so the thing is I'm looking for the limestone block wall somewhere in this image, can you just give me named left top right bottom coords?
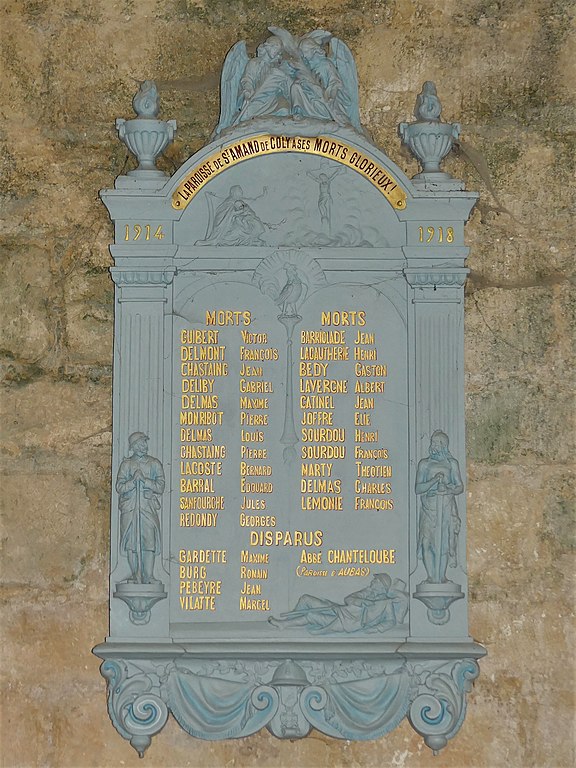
left=1, top=1, right=573, bottom=766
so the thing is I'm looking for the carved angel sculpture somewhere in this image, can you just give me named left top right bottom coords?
left=296, top=30, right=356, bottom=126
left=215, top=27, right=361, bottom=134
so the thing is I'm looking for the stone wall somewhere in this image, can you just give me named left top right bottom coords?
left=1, top=0, right=573, bottom=766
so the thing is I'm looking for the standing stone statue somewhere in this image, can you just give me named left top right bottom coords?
left=415, top=431, right=462, bottom=583
left=116, top=432, right=165, bottom=584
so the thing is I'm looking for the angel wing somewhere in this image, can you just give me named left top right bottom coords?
left=302, top=29, right=332, bottom=46
left=215, top=40, right=249, bottom=134
left=328, top=37, right=361, bottom=130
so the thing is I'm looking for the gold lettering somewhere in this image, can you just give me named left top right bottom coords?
left=178, top=549, right=227, bottom=563
left=354, top=330, right=374, bottom=344
left=179, top=512, right=219, bottom=526
left=321, top=311, right=366, bottom=326
left=240, top=551, right=269, bottom=563
left=240, top=567, right=269, bottom=579
left=172, top=137, right=406, bottom=211
left=355, top=430, right=379, bottom=442
left=239, top=597, right=270, bottom=610
left=205, top=310, right=251, bottom=326
left=180, top=329, right=219, bottom=344
left=241, top=330, right=268, bottom=344
left=327, top=549, right=395, bottom=564
left=179, top=595, right=216, bottom=610
left=354, top=498, right=395, bottom=510
left=300, top=495, right=343, bottom=510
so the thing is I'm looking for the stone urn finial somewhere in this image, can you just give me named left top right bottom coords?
left=398, top=82, right=460, bottom=181
left=116, top=80, right=176, bottom=178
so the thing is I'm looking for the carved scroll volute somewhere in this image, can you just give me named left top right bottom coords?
left=409, top=660, right=480, bottom=753
left=101, top=660, right=169, bottom=757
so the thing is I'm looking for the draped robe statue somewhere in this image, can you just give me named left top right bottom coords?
left=415, top=431, right=463, bottom=583
left=116, top=432, right=165, bottom=584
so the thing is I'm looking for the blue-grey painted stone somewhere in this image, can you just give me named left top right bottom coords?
left=94, top=30, right=485, bottom=757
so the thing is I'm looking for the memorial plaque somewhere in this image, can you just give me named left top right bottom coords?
left=94, top=29, right=485, bottom=756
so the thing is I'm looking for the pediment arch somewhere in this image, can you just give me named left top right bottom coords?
left=166, top=126, right=412, bottom=250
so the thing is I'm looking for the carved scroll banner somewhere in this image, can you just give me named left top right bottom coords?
left=94, top=28, right=485, bottom=757
left=171, top=135, right=407, bottom=211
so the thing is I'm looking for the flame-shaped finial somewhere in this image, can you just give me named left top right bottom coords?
left=414, top=81, right=442, bottom=122
left=133, top=80, right=159, bottom=118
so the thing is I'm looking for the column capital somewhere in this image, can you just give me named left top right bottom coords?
left=110, top=266, right=177, bottom=288
left=403, top=267, right=469, bottom=290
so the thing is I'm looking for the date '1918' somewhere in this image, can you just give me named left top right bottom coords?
left=418, top=226, right=454, bottom=243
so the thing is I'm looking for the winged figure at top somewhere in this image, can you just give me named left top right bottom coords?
left=215, top=27, right=362, bottom=135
